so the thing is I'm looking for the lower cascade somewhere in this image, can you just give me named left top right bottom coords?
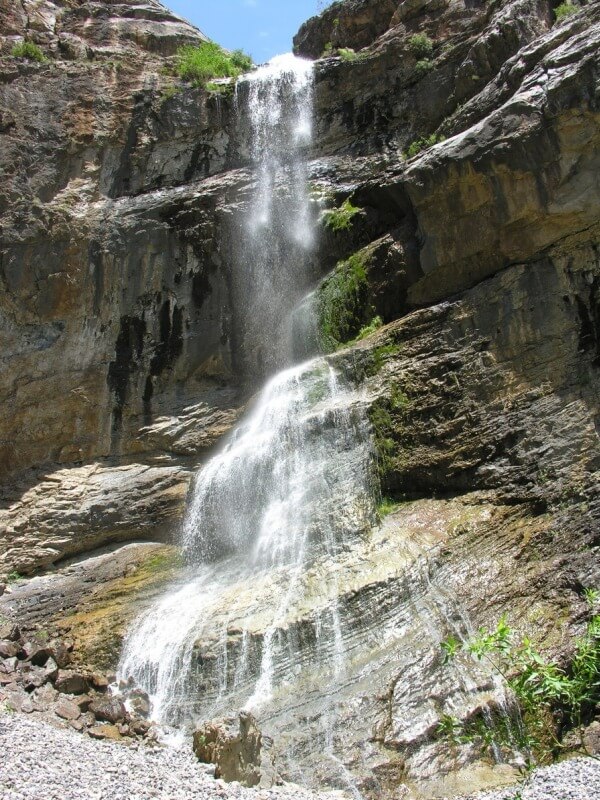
left=119, top=358, right=375, bottom=724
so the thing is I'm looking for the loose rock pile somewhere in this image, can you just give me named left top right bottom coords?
left=0, top=622, right=153, bottom=742
left=0, top=714, right=342, bottom=800
left=455, top=757, right=600, bottom=800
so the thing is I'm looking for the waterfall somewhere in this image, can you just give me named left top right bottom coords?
left=118, top=54, right=376, bottom=749
left=230, top=54, right=318, bottom=374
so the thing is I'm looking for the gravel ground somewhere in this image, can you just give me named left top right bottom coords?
left=457, top=757, right=600, bottom=800
left=0, top=714, right=344, bottom=800
left=2, top=713, right=600, bottom=800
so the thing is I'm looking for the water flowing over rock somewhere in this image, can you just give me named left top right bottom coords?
left=118, top=59, right=378, bottom=779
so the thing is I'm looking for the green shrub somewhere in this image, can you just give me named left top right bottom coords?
left=366, top=343, right=401, bottom=375
left=230, top=49, right=254, bottom=73
left=322, top=198, right=361, bottom=231
left=205, top=81, right=235, bottom=96
left=405, top=133, right=445, bottom=158
left=354, top=315, right=383, bottom=341
left=439, top=603, right=600, bottom=762
left=377, top=497, right=399, bottom=518
left=11, top=41, right=46, bottom=62
left=338, top=47, right=360, bottom=62
left=554, top=2, right=578, bottom=20
left=161, top=85, right=181, bottom=102
left=7, top=571, right=23, bottom=583
left=175, top=42, right=253, bottom=86
left=414, top=59, right=433, bottom=77
left=408, top=33, right=434, bottom=60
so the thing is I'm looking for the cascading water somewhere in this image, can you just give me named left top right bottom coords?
left=118, top=54, right=376, bottom=776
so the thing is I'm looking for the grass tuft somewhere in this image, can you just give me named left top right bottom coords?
left=175, top=42, right=253, bottom=86
left=408, top=34, right=434, bottom=60
left=554, top=2, right=578, bottom=21
left=11, top=41, right=46, bottom=62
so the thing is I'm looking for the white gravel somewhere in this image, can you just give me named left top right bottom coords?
left=3, top=712, right=600, bottom=800
left=457, top=757, right=600, bottom=800
left=0, top=714, right=344, bottom=800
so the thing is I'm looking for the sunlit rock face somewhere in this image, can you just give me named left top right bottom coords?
left=1, top=0, right=600, bottom=797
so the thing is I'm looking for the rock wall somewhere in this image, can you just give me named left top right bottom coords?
left=0, top=1, right=245, bottom=573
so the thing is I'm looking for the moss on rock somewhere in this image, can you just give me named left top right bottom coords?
left=317, top=250, right=376, bottom=351
left=56, top=545, right=183, bottom=672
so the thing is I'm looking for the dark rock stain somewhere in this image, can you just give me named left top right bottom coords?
left=107, top=315, right=146, bottom=433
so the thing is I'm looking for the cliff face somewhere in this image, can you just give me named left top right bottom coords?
left=1, top=0, right=600, bottom=795
left=0, top=1, right=241, bottom=573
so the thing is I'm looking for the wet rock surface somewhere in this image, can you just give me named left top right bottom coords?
left=0, top=541, right=183, bottom=672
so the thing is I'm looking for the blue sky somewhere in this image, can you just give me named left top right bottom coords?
left=165, top=1, right=325, bottom=63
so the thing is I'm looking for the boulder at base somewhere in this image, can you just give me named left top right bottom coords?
left=193, top=711, right=261, bottom=787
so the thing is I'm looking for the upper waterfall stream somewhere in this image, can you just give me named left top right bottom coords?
left=118, top=55, right=377, bottom=780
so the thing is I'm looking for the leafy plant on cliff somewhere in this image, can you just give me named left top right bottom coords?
left=554, top=2, right=578, bottom=21
left=322, top=198, right=361, bottom=231
left=438, top=598, right=600, bottom=763
left=414, top=59, right=433, bottom=78
left=368, top=381, right=413, bottom=493
left=175, top=42, right=253, bottom=86
left=11, top=41, right=46, bottom=62
left=366, top=343, right=402, bottom=376
left=338, top=47, right=363, bottom=62
left=405, top=133, right=445, bottom=158
left=354, top=315, right=383, bottom=341
left=408, top=33, right=434, bottom=60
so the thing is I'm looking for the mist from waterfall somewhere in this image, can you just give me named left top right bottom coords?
left=118, top=54, right=376, bottom=746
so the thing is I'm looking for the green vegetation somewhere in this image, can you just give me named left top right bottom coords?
left=161, top=85, right=182, bottom=102
left=408, top=33, right=434, bottom=60
left=377, top=496, right=408, bottom=518
left=7, top=571, right=23, bottom=583
left=367, top=343, right=401, bottom=375
left=206, top=81, right=235, bottom=96
left=414, top=59, right=433, bottom=77
left=438, top=598, right=600, bottom=763
left=368, top=381, right=413, bottom=492
left=143, top=550, right=184, bottom=574
left=338, top=47, right=361, bottom=62
left=405, top=133, right=445, bottom=158
left=377, top=497, right=397, bottom=517
left=322, top=198, right=361, bottom=231
left=369, top=402, right=397, bottom=486
left=554, top=2, right=578, bottom=21
left=11, top=41, right=46, bottom=62
left=317, top=252, right=372, bottom=351
left=175, top=42, right=253, bottom=86
left=353, top=315, right=383, bottom=342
